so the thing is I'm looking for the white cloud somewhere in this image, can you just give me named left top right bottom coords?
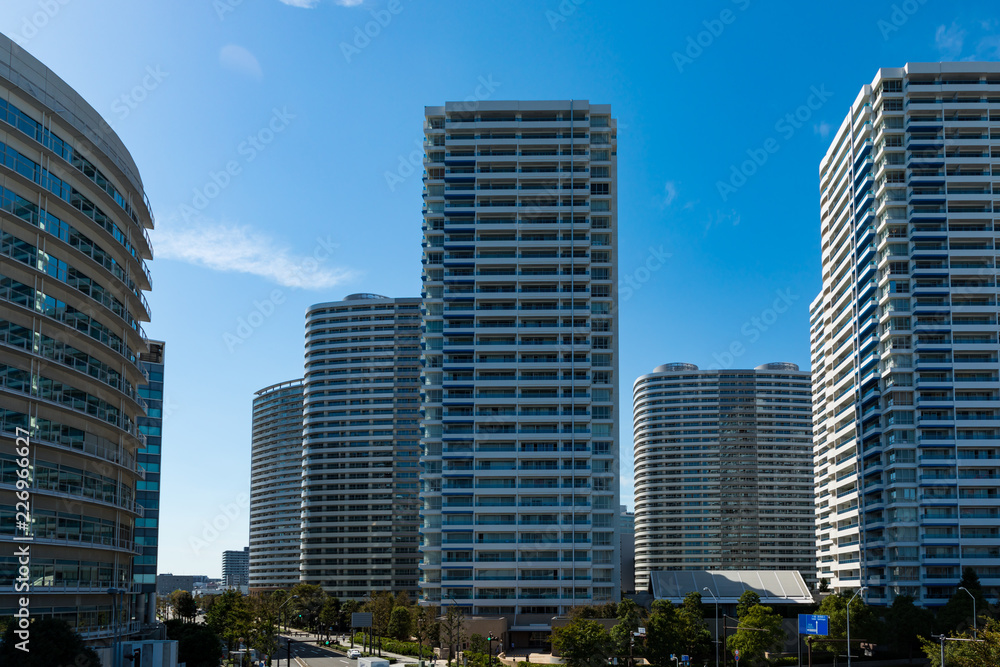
left=813, top=121, right=832, bottom=139
left=219, top=44, right=263, bottom=80
left=152, top=218, right=356, bottom=289
left=935, top=22, right=966, bottom=59
left=663, top=181, right=677, bottom=207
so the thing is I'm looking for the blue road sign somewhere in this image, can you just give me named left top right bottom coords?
left=798, top=614, right=829, bottom=636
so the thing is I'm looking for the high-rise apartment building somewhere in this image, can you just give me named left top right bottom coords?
left=300, top=294, right=422, bottom=598
left=135, top=341, right=165, bottom=624
left=419, top=101, right=620, bottom=632
left=250, top=378, right=304, bottom=592
left=633, top=363, right=815, bottom=593
left=812, top=63, right=1000, bottom=605
left=619, top=505, right=635, bottom=595
left=222, top=547, right=250, bottom=587
left=0, top=35, right=154, bottom=640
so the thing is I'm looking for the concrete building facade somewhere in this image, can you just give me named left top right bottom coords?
left=0, top=34, right=154, bottom=641
left=249, top=378, right=304, bottom=592
left=222, top=547, right=250, bottom=587
left=418, top=101, right=621, bottom=635
left=300, top=294, right=423, bottom=598
left=812, top=62, right=1000, bottom=605
left=633, top=363, right=815, bottom=593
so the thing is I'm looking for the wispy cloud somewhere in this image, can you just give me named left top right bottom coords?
left=813, top=121, right=832, bottom=139
left=935, top=22, right=966, bottom=59
left=152, top=218, right=355, bottom=289
left=663, top=181, right=678, bottom=207
left=219, top=44, right=263, bottom=80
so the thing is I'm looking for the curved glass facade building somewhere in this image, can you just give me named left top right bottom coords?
left=419, top=101, right=620, bottom=633
left=250, top=379, right=304, bottom=592
left=300, top=294, right=422, bottom=598
left=0, top=35, right=154, bottom=640
left=632, top=363, right=815, bottom=593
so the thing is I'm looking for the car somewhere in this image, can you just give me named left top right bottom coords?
left=348, top=649, right=361, bottom=659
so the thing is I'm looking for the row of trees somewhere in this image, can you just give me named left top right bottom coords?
left=553, top=594, right=783, bottom=667
left=555, top=569, right=1000, bottom=667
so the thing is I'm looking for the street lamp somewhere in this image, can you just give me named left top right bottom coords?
left=846, top=587, right=867, bottom=667
left=958, top=587, right=978, bottom=639
left=703, top=587, right=719, bottom=667
left=278, top=595, right=300, bottom=667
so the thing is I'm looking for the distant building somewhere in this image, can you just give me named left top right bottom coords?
left=156, top=574, right=208, bottom=596
left=300, top=294, right=423, bottom=599
left=222, top=547, right=250, bottom=587
left=250, top=379, right=304, bottom=592
left=620, top=506, right=635, bottom=594
left=633, top=363, right=816, bottom=592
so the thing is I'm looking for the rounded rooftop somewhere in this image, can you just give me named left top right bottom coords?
left=344, top=293, right=390, bottom=301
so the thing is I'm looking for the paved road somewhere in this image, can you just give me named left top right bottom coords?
left=269, top=636, right=354, bottom=667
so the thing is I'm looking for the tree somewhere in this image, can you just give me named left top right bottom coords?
left=735, top=590, right=761, bottom=619
left=342, top=598, right=362, bottom=631
left=206, top=589, right=252, bottom=659
left=414, top=604, right=440, bottom=661
left=170, top=589, right=192, bottom=619
left=610, top=598, right=642, bottom=663
left=678, top=592, right=712, bottom=663
left=727, top=597, right=785, bottom=667
left=812, top=591, right=882, bottom=658
left=644, top=600, right=683, bottom=667
left=165, top=619, right=223, bottom=667
left=320, top=597, right=342, bottom=635
left=552, top=618, right=614, bottom=667
left=198, top=592, right=219, bottom=616
left=921, top=618, right=1000, bottom=667
left=570, top=603, right=619, bottom=620
left=885, top=595, right=933, bottom=661
left=290, top=583, right=327, bottom=632
left=365, top=590, right=395, bottom=654
left=388, top=605, right=413, bottom=640
left=0, top=617, right=101, bottom=667
left=937, top=568, right=988, bottom=634
left=442, top=605, right=467, bottom=667
left=174, top=590, right=197, bottom=621
left=247, top=593, right=281, bottom=663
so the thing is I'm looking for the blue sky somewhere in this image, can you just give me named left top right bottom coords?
left=3, top=0, right=998, bottom=578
